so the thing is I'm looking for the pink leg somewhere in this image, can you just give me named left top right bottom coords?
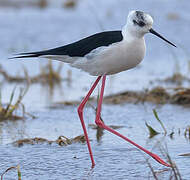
left=77, top=76, right=102, bottom=168
left=95, top=75, right=171, bottom=167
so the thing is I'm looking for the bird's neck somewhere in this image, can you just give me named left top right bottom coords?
left=122, top=25, right=144, bottom=42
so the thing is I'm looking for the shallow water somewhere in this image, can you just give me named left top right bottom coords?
left=0, top=0, right=190, bottom=179
left=0, top=104, right=190, bottom=179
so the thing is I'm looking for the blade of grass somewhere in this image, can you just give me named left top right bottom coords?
left=145, top=122, right=159, bottom=138
left=1, top=165, right=21, bottom=180
left=17, top=165, right=21, bottom=180
left=6, top=88, right=23, bottom=118
left=153, top=109, right=167, bottom=135
left=4, top=87, right=16, bottom=116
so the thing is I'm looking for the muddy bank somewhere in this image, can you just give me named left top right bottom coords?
left=53, top=87, right=190, bottom=107
left=104, top=87, right=190, bottom=105
left=12, top=135, right=86, bottom=147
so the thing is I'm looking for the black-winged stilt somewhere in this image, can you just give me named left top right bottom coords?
left=11, top=10, right=176, bottom=168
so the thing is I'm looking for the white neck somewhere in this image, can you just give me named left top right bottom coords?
left=122, top=24, right=144, bottom=41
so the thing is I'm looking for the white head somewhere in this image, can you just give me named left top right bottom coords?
left=126, top=10, right=153, bottom=37
left=123, top=10, right=176, bottom=47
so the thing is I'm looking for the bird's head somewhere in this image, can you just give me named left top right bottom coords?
left=127, top=10, right=153, bottom=35
left=125, top=10, right=176, bottom=47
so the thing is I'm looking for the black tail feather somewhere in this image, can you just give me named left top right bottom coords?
left=9, top=53, right=41, bottom=59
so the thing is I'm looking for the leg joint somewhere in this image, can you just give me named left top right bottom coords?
left=77, top=105, right=83, bottom=115
left=95, top=120, right=104, bottom=128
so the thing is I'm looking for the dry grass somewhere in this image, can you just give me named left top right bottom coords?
left=0, top=86, right=34, bottom=120
left=166, top=12, right=180, bottom=21
left=12, top=135, right=86, bottom=147
left=63, top=0, right=77, bottom=8
left=147, top=146, right=182, bottom=180
left=162, top=73, right=190, bottom=86
left=103, top=87, right=190, bottom=106
left=0, top=61, right=66, bottom=85
left=0, top=61, right=73, bottom=96
left=51, top=86, right=190, bottom=109
left=0, top=0, right=48, bottom=8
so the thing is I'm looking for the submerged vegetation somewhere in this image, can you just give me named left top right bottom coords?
left=146, top=145, right=182, bottom=180
left=1, top=165, right=21, bottom=180
left=145, top=109, right=190, bottom=142
left=12, top=135, right=86, bottom=147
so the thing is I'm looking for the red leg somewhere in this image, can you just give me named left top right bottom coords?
left=95, top=75, right=171, bottom=167
left=77, top=76, right=101, bottom=168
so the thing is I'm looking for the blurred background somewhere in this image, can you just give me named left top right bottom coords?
left=1, top=0, right=189, bottom=107
left=0, top=0, right=189, bottom=179
left=0, top=0, right=189, bottom=104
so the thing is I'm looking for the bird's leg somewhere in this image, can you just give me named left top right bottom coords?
left=77, top=76, right=102, bottom=168
left=95, top=75, right=171, bottom=167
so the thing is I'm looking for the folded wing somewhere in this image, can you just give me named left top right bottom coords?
left=11, top=31, right=122, bottom=59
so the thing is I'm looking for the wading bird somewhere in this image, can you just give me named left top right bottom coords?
left=12, top=10, right=176, bottom=168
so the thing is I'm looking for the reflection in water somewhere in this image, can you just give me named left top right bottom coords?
left=88, top=102, right=125, bottom=142
left=87, top=103, right=104, bottom=142
left=88, top=123, right=104, bottom=143
left=0, top=119, right=28, bottom=145
left=146, top=144, right=182, bottom=180
left=42, top=82, right=63, bottom=104
left=184, top=126, right=190, bottom=141
left=41, top=63, right=73, bottom=103
left=96, top=125, right=104, bottom=143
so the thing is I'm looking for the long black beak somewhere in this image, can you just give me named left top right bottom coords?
left=149, top=28, right=176, bottom=48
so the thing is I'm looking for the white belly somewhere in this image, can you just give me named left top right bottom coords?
left=95, top=39, right=146, bottom=75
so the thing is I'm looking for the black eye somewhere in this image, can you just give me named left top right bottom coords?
left=133, top=20, right=146, bottom=27
left=133, top=20, right=138, bottom=25
left=138, top=21, right=145, bottom=27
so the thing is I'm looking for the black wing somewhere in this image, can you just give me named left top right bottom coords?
left=12, top=31, right=122, bottom=58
